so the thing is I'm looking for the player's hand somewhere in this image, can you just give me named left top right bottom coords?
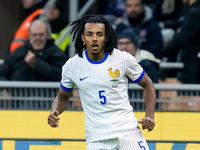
left=138, top=117, right=155, bottom=131
left=48, top=110, right=60, bottom=128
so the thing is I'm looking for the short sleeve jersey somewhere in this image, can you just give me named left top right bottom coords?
left=61, top=48, right=145, bottom=143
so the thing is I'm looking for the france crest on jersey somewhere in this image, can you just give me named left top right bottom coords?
left=60, top=48, right=145, bottom=143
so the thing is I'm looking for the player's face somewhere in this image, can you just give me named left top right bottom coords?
left=126, top=0, right=144, bottom=18
left=117, top=38, right=137, bottom=56
left=81, top=23, right=107, bottom=59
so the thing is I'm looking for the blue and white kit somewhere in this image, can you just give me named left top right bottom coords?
left=60, top=48, right=146, bottom=144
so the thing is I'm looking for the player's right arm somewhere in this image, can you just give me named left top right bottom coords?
left=48, top=87, right=72, bottom=127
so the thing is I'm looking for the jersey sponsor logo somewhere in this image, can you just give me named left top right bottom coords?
left=80, top=76, right=89, bottom=81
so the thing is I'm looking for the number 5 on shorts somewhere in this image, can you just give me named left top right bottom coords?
left=138, top=141, right=146, bottom=150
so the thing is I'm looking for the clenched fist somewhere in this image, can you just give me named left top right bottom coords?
left=48, top=110, right=60, bottom=128
left=138, top=117, right=155, bottom=131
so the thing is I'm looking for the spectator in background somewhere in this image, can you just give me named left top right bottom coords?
left=156, top=0, right=200, bottom=83
left=45, top=0, right=67, bottom=34
left=11, top=0, right=69, bottom=57
left=44, top=0, right=70, bottom=56
left=117, top=28, right=160, bottom=83
left=21, top=0, right=48, bottom=20
left=101, top=0, right=126, bottom=17
left=21, top=0, right=35, bottom=9
left=113, top=0, right=163, bottom=56
left=10, top=0, right=48, bottom=53
left=155, top=0, right=183, bottom=31
left=0, top=19, right=67, bottom=81
left=154, top=0, right=184, bottom=46
left=144, top=0, right=157, bottom=10
left=101, top=0, right=126, bottom=26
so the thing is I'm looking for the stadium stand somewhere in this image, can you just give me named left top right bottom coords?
left=1, top=81, right=200, bottom=111
left=1, top=1, right=200, bottom=150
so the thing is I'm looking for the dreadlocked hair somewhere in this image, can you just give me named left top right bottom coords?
left=70, top=14, right=117, bottom=57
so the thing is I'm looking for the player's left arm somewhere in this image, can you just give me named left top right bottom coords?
left=137, top=73, right=156, bottom=131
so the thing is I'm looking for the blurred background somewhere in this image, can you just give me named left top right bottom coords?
left=0, top=0, right=200, bottom=150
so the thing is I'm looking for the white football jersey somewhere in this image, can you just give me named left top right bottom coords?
left=61, top=48, right=145, bottom=143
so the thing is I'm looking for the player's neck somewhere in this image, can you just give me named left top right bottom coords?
left=87, top=49, right=106, bottom=62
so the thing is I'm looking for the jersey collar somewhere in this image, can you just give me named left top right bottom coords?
left=85, top=50, right=108, bottom=64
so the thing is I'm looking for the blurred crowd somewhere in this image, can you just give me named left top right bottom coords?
left=0, top=0, right=200, bottom=84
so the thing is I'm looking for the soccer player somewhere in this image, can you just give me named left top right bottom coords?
left=48, top=14, right=156, bottom=150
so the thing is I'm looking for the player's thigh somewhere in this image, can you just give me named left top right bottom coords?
left=87, top=138, right=119, bottom=150
left=118, top=130, right=149, bottom=150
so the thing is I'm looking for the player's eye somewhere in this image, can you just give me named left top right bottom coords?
left=87, top=33, right=92, bottom=37
left=97, top=33, right=103, bottom=37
